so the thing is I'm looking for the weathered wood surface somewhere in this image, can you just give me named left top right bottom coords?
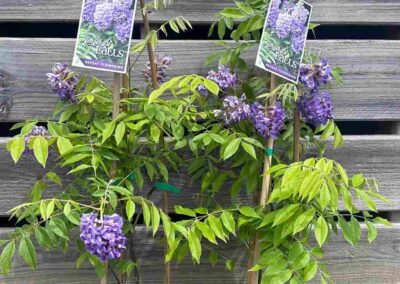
left=0, top=0, right=399, bottom=25
left=1, top=224, right=400, bottom=283
left=0, top=135, right=399, bottom=217
left=1, top=39, right=399, bottom=121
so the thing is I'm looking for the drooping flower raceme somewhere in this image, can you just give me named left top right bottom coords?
left=115, top=17, right=133, bottom=42
left=142, top=54, right=173, bottom=85
left=299, top=59, right=333, bottom=92
left=82, top=0, right=98, bottom=23
left=275, top=12, right=293, bottom=40
left=80, top=213, right=127, bottom=263
left=213, top=95, right=251, bottom=125
left=93, top=1, right=114, bottom=31
left=250, top=101, right=285, bottom=139
left=46, top=63, right=79, bottom=103
left=298, top=92, right=333, bottom=127
left=267, top=0, right=281, bottom=28
left=198, top=66, right=237, bottom=96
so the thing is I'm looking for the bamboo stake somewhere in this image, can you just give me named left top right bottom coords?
left=293, top=106, right=301, bottom=163
left=101, top=73, right=122, bottom=284
left=246, top=74, right=279, bottom=284
left=138, top=1, right=171, bottom=283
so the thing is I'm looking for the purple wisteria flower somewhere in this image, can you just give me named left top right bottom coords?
left=46, top=63, right=79, bottom=103
left=290, top=2, right=310, bottom=36
left=142, top=54, right=173, bottom=85
left=198, top=66, right=237, bottom=96
left=275, top=12, right=293, bottom=40
left=82, top=0, right=98, bottom=23
left=115, top=17, right=133, bottom=43
left=112, top=0, right=133, bottom=24
left=250, top=101, right=285, bottom=139
left=299, top=59, right=333, bottom=92
left=93, top=1, right=114, bottom=31
left=24, top=126, right=50, bottom=155
left=291, top=30, right=306, bottom=54
left=213, top=95, right=251, bottom=125
left=298, top=92, right=333, bottom=127
left=267, top=0, right=281, bottom=29
left=80, top=213, right=127, bottom=263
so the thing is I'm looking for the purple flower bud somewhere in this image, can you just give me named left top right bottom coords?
left=213, top=95, right=251, bottom=125
left=250, top=101, right=285, bottom=139
left=298, top=92, right=333, bottom=127
left=142, top=54, right=173, bottom=85
left=80, top=213, right=127, bottom=263
left=46, top=63, right=79, bottom=103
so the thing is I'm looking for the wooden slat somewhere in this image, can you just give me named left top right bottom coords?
left=0, top=135, right=399, bottom=217
left=0, top=0, right=399, bottom=25
left=0, top=39, right=399, bottom=121
left=1, top=224, right=400, bottom=283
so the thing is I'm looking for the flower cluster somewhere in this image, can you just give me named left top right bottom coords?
left=214, top=95, right=285, bottom=139
left=24, top=126, right=50, bottom=155
left=269, top=0, right=309, bottom=54
left=298, top=59, right=334, bottom=127
left=46, top=63, right=79, bottom=103
left=80, top=213, right=127, bottom=263
left=198, top=66, right=237, bottom=96
left=250, top=101, right=285, bottom=139
left=299, top=58, right=332, bottom=92
left=142, top=54, right=173, bottom=85
left=213, top=95, right=251, bottom=125
left=82, top=0, right=133, bottom=43
left=298, top=92, right=333, bottom=127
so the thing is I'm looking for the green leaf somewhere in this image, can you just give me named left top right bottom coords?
left=273, top=204, right=300, bottom=227
left=151, top=206, right=160, bottom=236
left=126, top=200, right=136, bottom=221
left=207, top=215, right=226, bottom=242
left=225, top=259, right=234, bottom=271
left=204, top=79, right=219, bottom=95
left=293, top=209, right=315, bottom=234
left=302, top=261, right=318, bottom=281
left=314, top=216, right=329, bottom=247
left=239, top=206, right=259, bottom=219
left=0, top=241, right=15, bottom=275
left=18, top=237, right=36, bottom=270
left=220, top=8, right=246, bottom=18
left=366, top=220, right=377, bottom=243
left=57, top=137, right=73, bottom=155
left=223, top=138, right=241, bottom=160
left=349, top=217, right=361, bottom=245
left=196, top=222, right=217, bottom=244
left=33, top=136, right=48, bottom=168
left=150, top=124, right=161, bottom=143
left=188, top=229, right=201, bottom=264
left=221, top=211, right=236, bottom=235
left=175, top=205, right=196, bottom=217
left=49, top=219, right=69, bottom=239
left=141, top=200, right=151, bottom=227
left=10, top=137, right=25, bottom=164
left=46, top=172, right=62, bottom=185
left=264, top=261, right=288, bottom=276
left=102, top=121, right=116, bottom=143
left=292, top=251, right=310, bottom=270
left=208, top=251, right=218, bottom=266
left=115, top=121, right=126, bottom=145
left=241, top=142, right=257, bottom=160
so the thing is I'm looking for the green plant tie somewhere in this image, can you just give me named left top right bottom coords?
left=155, top=182, right=182, bottom=194
left=265, top=147, right=273, bottom=157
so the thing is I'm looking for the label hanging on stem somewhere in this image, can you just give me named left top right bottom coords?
left=155, top=182, right=182, bottom=194
left=265, top=148, right=274, bottom=157
left=73, top=0, right=138, bottom=74
left=255, top=0, right=313, bottom=83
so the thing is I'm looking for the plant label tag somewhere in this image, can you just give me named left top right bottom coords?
left=256, top=0, right=313, bottom=83
left=73, top=0, right=138, bottom=74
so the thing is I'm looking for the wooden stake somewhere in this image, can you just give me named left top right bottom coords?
left=138, top=1, right=171, bottom=283
left=101, top=73, right=122, bottom=284
left=246, top=74, right=279, bottom=284
left=293, top=106, right=301, bottom=163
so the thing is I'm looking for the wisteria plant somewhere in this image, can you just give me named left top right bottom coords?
left=0, top=0, right=392, bottom=284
